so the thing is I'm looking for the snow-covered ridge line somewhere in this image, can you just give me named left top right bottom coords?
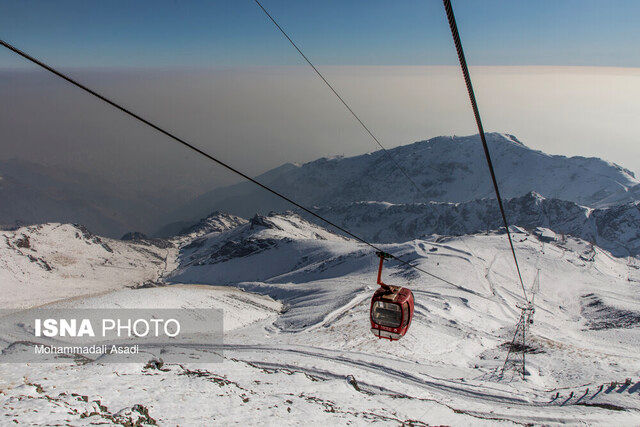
left=170, top=211, right=248, bottom=245
left=169, top=212, right=356, bottom=285
left=304, top=192, right=640, bottom=257
left=166, top=132, right=640, bottom=224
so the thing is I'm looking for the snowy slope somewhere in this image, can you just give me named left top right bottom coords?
left=167, top=212, right=640, bottom=402
left=1, top=215, right=640, bottom=424
left=171, top=212, right=352, bottom=284
left=166, top=211, right=640, bottom=340
left=166, top=133, right=640, bottom=224
left=0, top=223, right=176, bottom=309
left=37, top=284, right=282, bottom=334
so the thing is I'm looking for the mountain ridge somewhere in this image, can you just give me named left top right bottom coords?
left=303, top=191, right=640, bottom=257
left=163, top=133, right=639, bottom=227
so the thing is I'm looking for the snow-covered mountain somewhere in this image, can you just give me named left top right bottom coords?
left=173, top=211, right=247, bottom=242
left=4, top=132, right=640, bottom=423
left=167, top=210, right=640, bottom=334
left=170, top=212, right=357, bottom=289
left=162, top=211, right=640, bottom=422
left=0, top=222, right=176, bottom=309
left=307, top=192, right=640, bottom=257
left=165, top=133, right=639, bottom=224
left=2, top=213, right=640, bottom=424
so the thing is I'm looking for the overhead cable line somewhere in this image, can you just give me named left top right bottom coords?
left=253, top=0, right=429, bottom=200
left=0, top=38, right=458, bottom=289
left=442, top=0, right=528, bottom=302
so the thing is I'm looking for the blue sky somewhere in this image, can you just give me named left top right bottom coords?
left=1, top=0, right=639, bottom=68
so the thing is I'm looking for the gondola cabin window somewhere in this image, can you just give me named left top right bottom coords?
left=402, top=302, right=409, bottom=327
left=372, top=301, right=402, bottom=328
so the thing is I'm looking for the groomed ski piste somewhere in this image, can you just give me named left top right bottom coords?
left=1, top=212, right=640, bottom=425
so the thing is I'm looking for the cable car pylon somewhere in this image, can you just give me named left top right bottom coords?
left=498, top=269, right=539, bottom=381
left=498, top=305, right=533, bottom=380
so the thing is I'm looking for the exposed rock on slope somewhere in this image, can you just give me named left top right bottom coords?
left=307, top=192, right=640, bottom=256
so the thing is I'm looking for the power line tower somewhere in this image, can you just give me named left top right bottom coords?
left=499, top=270, right=539, bottom=381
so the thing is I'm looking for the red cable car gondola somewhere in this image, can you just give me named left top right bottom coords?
left=370, top=252, right=414, bottom=340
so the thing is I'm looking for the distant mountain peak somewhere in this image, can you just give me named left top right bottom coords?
left=415, top=132, right=527, bottom=148
left=500, top=133, right=526, bottom=146
left=166, top=132, right=640, bottom=224
left=250, top=214, right=282, bottom=231
left=524, top=190, right=546, bottom=201
left=178, top=211, right=247, bottom=239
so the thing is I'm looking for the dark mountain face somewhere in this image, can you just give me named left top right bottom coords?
left=0, top=159, right=169, bottom=237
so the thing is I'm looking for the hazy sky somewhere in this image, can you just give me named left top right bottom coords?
left=1, top=1, right=640, bottom=204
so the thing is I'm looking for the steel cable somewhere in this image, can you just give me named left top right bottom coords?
left=442, top=0, right=528, bottom=302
